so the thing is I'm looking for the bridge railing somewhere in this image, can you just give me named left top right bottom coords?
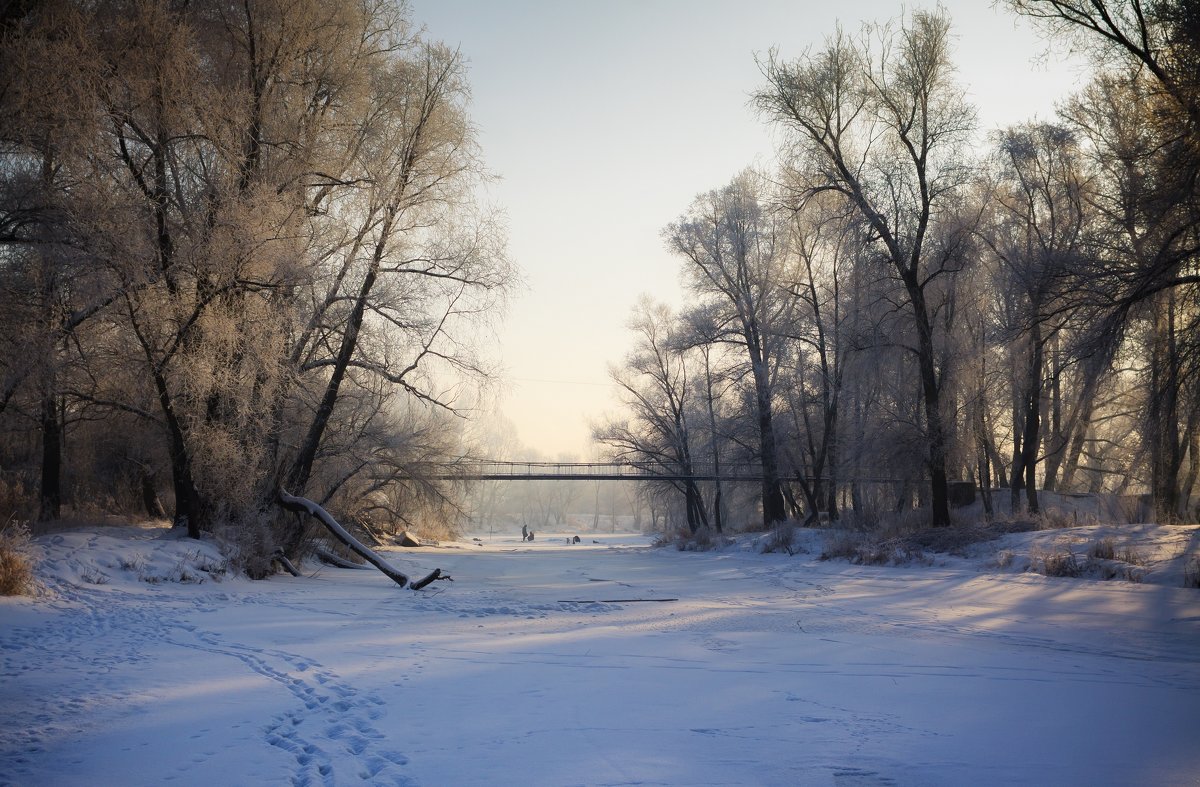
left=416, top=461, right=768, bottom=482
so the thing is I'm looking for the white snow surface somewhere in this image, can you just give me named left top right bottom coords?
left=2, top=523, right=1199, bottom=786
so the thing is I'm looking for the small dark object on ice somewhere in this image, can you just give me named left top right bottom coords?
left=573, top=535, right=581, bottom=544
left=473, top=538, right=483, bottom=542
left=526, top=531, right=535, bottom=541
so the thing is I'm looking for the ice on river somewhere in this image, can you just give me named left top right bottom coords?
left=2, top=523, right=1199, bottom=786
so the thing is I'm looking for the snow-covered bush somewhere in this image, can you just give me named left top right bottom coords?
left=220, top=512, right=283, bottom=580
left=819, top=531, right=926, bottom=566
left=654, top=527, right=724, bottom=552
left=761, top=522, right=796, bottom=554
left=1034, top=548, right=1083, bottom=577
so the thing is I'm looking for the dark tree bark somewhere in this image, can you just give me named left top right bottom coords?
left=38, top=388, right=61, bottom=521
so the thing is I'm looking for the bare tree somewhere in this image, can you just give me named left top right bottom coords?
left=285, top=41, right=495, bottom=492
left=979, top=123, right=1094, bottom=513
left=756, top=10, right=977, bottom=526
left=1059, top=70, right=1199, bottom=519
left=595, top=299, right=709, bottom=534
left=1008, top=0, right=1200, bottom=127
left=777, top=195, right=859, bottom=523
left=666, top=171, right=789, bottom=526
left=677, top=304, right=738, bottom=533
left=0, top=0, right=109, bottom=520
left=1012, top=1, right=1200, bottom=519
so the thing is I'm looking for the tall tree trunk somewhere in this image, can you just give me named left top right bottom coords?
left=747, top=339, right=785, bottom=526
left=1181, top=427, right=1199, bottom=515
left=825, top=418, right=840, bottom=522
left=38, top=388, right=61, bottom=521
left=976, top=397, right=994, bottom=518
left=1021, top=325, right=1044, bottom=515
left=978, top=458, right=994, bottom=517
left=1042, top=338, right=1065, bottom=491
left=1010, top=355, right=1026, bottom=514
left=1059, top=365, right=1103, bottom=491
left=287, top=239, right=384, bottom=497
left=141, top=468, right=166, bottom=519
left=1149, top=291, right=1182, bottom=522
left=702, top=351, right=724, bottom=533
left=910, top=283, right=951, bottom=527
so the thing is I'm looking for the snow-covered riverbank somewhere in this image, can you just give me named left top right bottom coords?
left=3, top=525, right=1199, bottom=786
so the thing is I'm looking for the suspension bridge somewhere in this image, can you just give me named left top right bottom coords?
left=417, top=461, right=768, bottom=482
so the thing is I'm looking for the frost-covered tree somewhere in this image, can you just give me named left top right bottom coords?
left=979, top=123, right=1096, bottom=514
left=595, top=299, right=710, bottom=534
left=0, top=0, right=510, bottom=570
left=756, top=9, right=978, bottom=527
left=665, top=171, right=789, bottom=526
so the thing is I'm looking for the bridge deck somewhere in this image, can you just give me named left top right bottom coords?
left=418, top=462, right=765, bottom=482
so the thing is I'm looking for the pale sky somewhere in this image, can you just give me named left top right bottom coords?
left=408, top=0, right=1087, bottom=459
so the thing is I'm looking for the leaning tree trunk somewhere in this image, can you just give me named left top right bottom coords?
left=277, top=491, right=448, bottom=590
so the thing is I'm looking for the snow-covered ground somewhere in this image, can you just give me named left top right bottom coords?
left=2, top=523, right=1199, bottom=786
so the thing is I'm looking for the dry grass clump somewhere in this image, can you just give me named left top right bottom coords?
left=1030, top=539, right=1150, bottom=583
left=1032, top=547, right=1084, bottom=578
left=654, top=527, right=723, bottom=552
left=761, top=523, right=797, bottom=555
left=819, top=531, right=926, bottom=566
left=1087, top=538, right=1116, bottom=560
left=1113, top=495, right=1151, bottom=524
left=222, top=514, right=283, bottom=580
left=0, top=521, right=35, bottom=596
left=141, top=549, right=229, bottom=585
left=904, top=525, right=1002, bottom=556
left=1083, top=538, right=1146, bottom=567
left=1117, top=547, right=1147, bottom=566
left=400, top=515, right=460, bottom=545
left=822, top=510, right=1047, bottom=564
left=0, top=478, right=36, bottom=526
left=1034, top=507, right=1089, bottom=529
left=820, top=531, right=863, bottom=562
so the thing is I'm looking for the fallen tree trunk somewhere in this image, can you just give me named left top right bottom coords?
left=315, top=544, right=369, bottom=570
left=410, top=568, right=449, bottom=591
left=271, top=549, right=302, bottom=577
left=277, top=490, right=448, bottom=590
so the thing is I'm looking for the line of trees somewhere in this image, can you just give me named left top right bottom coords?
left=597, top=1, right=1199, bottom=531
left=0, top=0, right=511, bottom=572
